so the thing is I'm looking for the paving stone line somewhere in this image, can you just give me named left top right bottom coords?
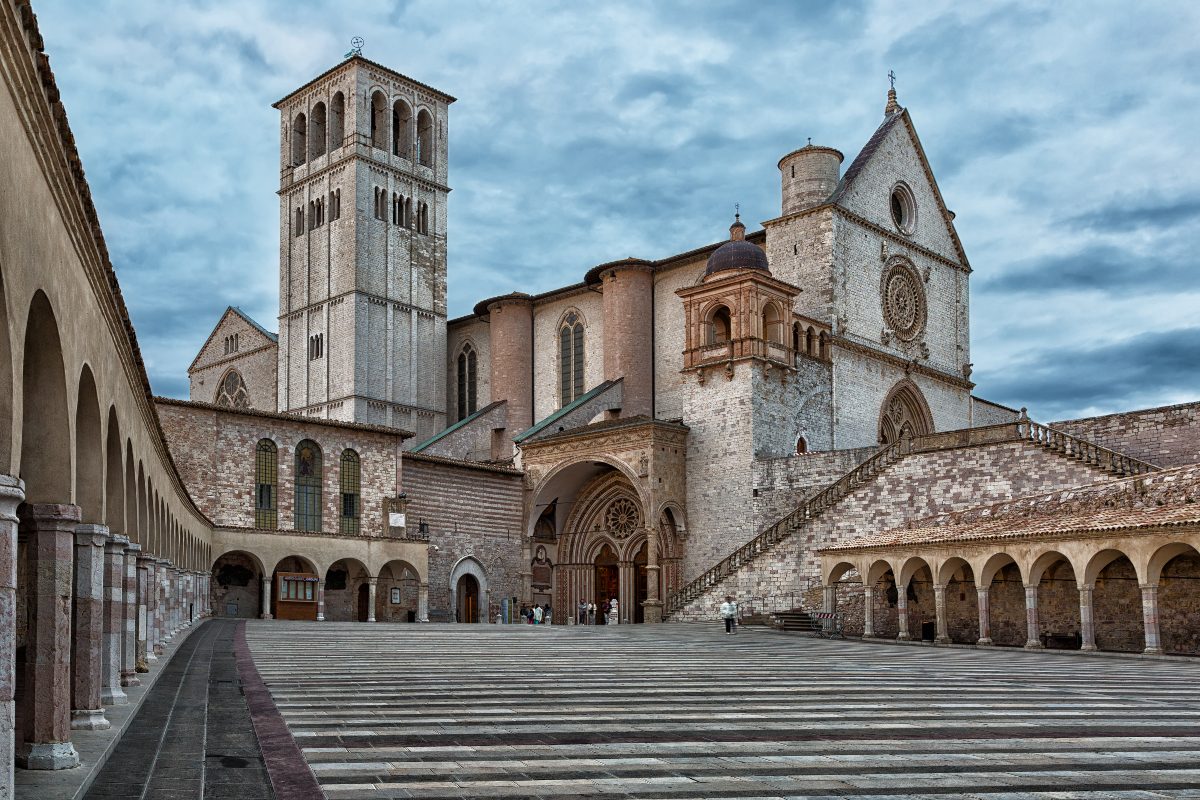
left=244, top=623, right=1200, bottom=799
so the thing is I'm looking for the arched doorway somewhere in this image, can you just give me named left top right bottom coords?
left=211, top=551, right=263, bottom=618
left=323, top=558, right=369, bottom=622
left=356, top=584, right=369, bottom=622
left=377, top=560, right=420, bottom=623
left=457, top=574, right=479, bottom=623
left=271, top=555, right=319, bottom=621
left=594, top=543, right=618, bottom=622
left=449, top=556, right=487, bottom=623
left=878, top=380, right=933, bottom=445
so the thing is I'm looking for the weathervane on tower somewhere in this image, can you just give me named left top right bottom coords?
left=345, top=36, right=364, bottom=58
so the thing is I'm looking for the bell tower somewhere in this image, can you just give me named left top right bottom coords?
left=273, top=54, right=454, bottom=441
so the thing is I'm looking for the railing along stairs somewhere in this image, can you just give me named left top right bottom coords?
left=665, top=417, right=1160, bottom=618
left=665, top=439, right=905, bottom=615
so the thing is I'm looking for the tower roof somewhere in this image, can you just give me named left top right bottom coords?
left=272, top=54, right=456, bottom=109
left=705, top=214, right=769, bottom=276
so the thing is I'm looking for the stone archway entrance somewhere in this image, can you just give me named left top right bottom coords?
left=449, top=556, right=487, bottom=623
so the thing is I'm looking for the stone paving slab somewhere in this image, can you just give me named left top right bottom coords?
left=13, top=621, right=203, bottom=800
left=246, top=621, right=1200, bottom=799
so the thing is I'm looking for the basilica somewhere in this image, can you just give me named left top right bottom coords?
left=0, top=2, right=1198, bottom=790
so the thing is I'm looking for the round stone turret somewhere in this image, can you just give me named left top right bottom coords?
left=778, top=142, right=843, bottom=215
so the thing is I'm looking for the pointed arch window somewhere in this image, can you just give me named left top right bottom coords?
left=254, top=439, right=278, bottom=528
left=558, top=312, right=585, bottom=407
left=215, top=369, right=249, bottom=408
left=340, top=449, right=360, bottom=534
left=457, top=343, right=478, bottom=420
left=294, top=440, right=323, bottom=532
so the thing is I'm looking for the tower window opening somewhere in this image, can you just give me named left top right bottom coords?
left=416, top=108, right=433, bottom=167
left=308, top=333, right=324, bottom=360
left=329, top=91, right=345, bottom=150
left=709, top=305, right=731, bottom=345
left=294, top=207, right=304, bottom=237
left=310, top=102, right=327, bottom=159
left=370, top=91, right=387, bottom=150
left=392, top=99, right=412, bottom=158
left=291, top=112, right=307, bottom=166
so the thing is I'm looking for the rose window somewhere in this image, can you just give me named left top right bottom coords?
left=881, top=262, right=926, bottom=342
left=605, top=498, right=640, bottom=539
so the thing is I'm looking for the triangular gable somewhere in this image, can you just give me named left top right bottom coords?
left=188, top=306, right=278, bottom=373
left=829, top=108, right=970, bottom=270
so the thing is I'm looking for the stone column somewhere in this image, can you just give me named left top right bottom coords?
left=367, top=577, right=378, bottom=623
left=933, top=583, right=950, bottom=644
left=151, top=560, right=165, bottom=655
left=70, top=524, right=110, bottom=730
left=896, top=587, right=910, bottom=640
left=260, top=577, right=273, bottom=619
left=101, top=534, right=129, bottom=706
left=618, top=562, right=635, bottom=624
left=316, top=579, right=326, bottom=621
left=121, top=544, right=141, bottom=687
left=16, top=503, right=81, bottom=769
left=136, top=554, right=154, bottom=668
left=1079, top=585, right=1097, bottom=651
left=862, top=585, right=875, bottom=638
left=642, top=531, right=662, bottom=624
left=418, top=583, right=429, bottom=622
left=976, top=586, right=992, bottom=645
left=1141, top=584, right=1162, bottom=655
left=159, top=562, right=173, bottom=643
left=1023, top=585, right=1043, bottom=649
left=0, top=476, right=24, bottom=800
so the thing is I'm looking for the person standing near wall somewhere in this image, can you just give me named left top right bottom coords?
left=720, top=595, right=738, bottom=634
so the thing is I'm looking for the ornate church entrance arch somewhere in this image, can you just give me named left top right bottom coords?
left=449, top=556, right=487, bottom=623
left=879, top=379, right=934, bottom=444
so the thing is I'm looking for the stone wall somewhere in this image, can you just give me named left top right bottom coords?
left=751, top=446, right=876, bottom=530
left=157, top=399, right=405, bottom=533
left=400, top=453, right=525, bottom=622
left=672, top=437, right=1115, bottom=621
left=188, top=309, right=279, bottom=412
left=972, top=396, right=1019, bottom=427
left=446, top=315, right=493, bottom=423
left=1052, top=401, right=1200, bottom=468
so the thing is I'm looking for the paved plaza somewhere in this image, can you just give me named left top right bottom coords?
left=243, top=621, right=1200, bottom=799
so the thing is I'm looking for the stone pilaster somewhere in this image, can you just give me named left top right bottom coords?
left=367, top=577, right=378, bottom=622
left=136, top=554, right=154, bottom=668
left=862, top=586, right=874, bottom=638
left=1023, top=585, right=1043, bottom=649
left=316, top=579, right=326, bottom=621
left=896, top=589, right=910, bottom=640
left=642, top=531, right=662, bottom=624
left=101, top=534, right=129, bottom=705
left=16, top=502, right=81, bottom=770
left=0, top=475, right=24, bottom=800
left=1141, top=584, right=1162, bottom=655
left=418, top=583, right=429, bottom=622
left=932, top=584, right=950, bottom=644
left=70, top=524, right=110, bottom=730
left=120, top=544, right=142, bottom=687
left=153, top=560, right=169, bottom=654
left=260, top=577, right=273, bottom=619
left=976, top=586, right=992, bottom=646
left=1079, top=586, right=1097, bottom=651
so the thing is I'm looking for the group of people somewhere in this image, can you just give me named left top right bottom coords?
left=577, top=597, right=620, bottom=625
left=520, top=603, right=552, bottom=624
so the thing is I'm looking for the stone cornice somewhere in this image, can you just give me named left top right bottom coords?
left=187, top=343, right=277, bottom=378
left=0, top=3, right=210, bottom=527
left=279, top=290, right=447, bottom=321
left=280, top=146, right=451, bottom=196
left=836, top=207, right=970, bottom=274
left=832, top=335, right=974, bottom=390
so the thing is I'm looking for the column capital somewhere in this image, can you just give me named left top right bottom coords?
left=105, top=533, right=131, bottom=553
left=18, top=502, right=81, bottom=528
left=1139, top=582, right=1160, bottom=591
left=135, top=552, right=156, bottom=566
left=0, top=474, right=25, bottom=522
left=74, top=523, right=109, bottom=547
left=367, top=576, right=379, bottom=586
left=124, top=542, right=143, bottom=556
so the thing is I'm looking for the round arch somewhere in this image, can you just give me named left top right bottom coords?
left=20, top=290, right=71, bottom=502
left=74, top=364, right=103, bottom=522
left=211, top=549, right=265, bottom=619
left=1146, top=542, right=1200, bottom=585
left=377, top=559, right=421, bottom=623
left=449, top=556, right=487, bottom=624
left=323, top=557, right=371, bottom=622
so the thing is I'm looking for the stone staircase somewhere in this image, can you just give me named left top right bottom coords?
left=770, top=608, right=819, bottom=632
left=666, top=419, right=1159, bottom=620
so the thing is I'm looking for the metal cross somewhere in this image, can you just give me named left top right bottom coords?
left=734, top=202, right=740, bottom=220
left=888, top=69, right=896, bottom=90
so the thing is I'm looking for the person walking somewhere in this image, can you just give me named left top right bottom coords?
left=533, top=604, right=544, bottom=625
left=588, top=602, right=596, bottom=625
left=720, top=595, right=738, bottom=634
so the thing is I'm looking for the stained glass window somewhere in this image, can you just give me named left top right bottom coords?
left=294, top=440, right=322, bottom=531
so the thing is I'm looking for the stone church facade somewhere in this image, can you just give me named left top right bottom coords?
left=1, top=2, right=1199, bottom=789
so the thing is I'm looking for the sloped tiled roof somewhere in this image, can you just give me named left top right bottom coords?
left=825, top=463, right=1200, bottom=552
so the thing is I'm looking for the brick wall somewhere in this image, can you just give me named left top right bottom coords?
left=672, top=437, right=1116, bottom=620
left=156, top=399, right=404, bottom=534
left=400, top=453, right=525, bottom=621
left=751, top=446, right=876, bottom=526
left=1052, top=401, right=1200, bottom=468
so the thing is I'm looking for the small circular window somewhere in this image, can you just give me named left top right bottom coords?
left=890, top=182, right=916, bottom=234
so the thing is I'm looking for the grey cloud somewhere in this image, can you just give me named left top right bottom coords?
left=1064, top=196, right=1200, bottom=234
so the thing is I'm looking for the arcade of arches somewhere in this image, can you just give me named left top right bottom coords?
left=820, top=530, right=1200, bottom=655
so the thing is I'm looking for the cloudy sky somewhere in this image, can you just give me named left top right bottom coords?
left=34, top=0, right=1200, bottom=422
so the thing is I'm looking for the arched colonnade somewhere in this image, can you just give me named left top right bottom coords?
left=820, top=531, right=1200, bottom=655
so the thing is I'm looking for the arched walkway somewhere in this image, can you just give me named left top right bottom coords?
left=271, top=555, right=320, bottom=621
left=1157, top=546, right=1200, bottom=655
left=322, top=558, right=369, bottom=622
left=377, top=560, right=421, bottom=623
left=211, top=551, right=264, bottom=619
